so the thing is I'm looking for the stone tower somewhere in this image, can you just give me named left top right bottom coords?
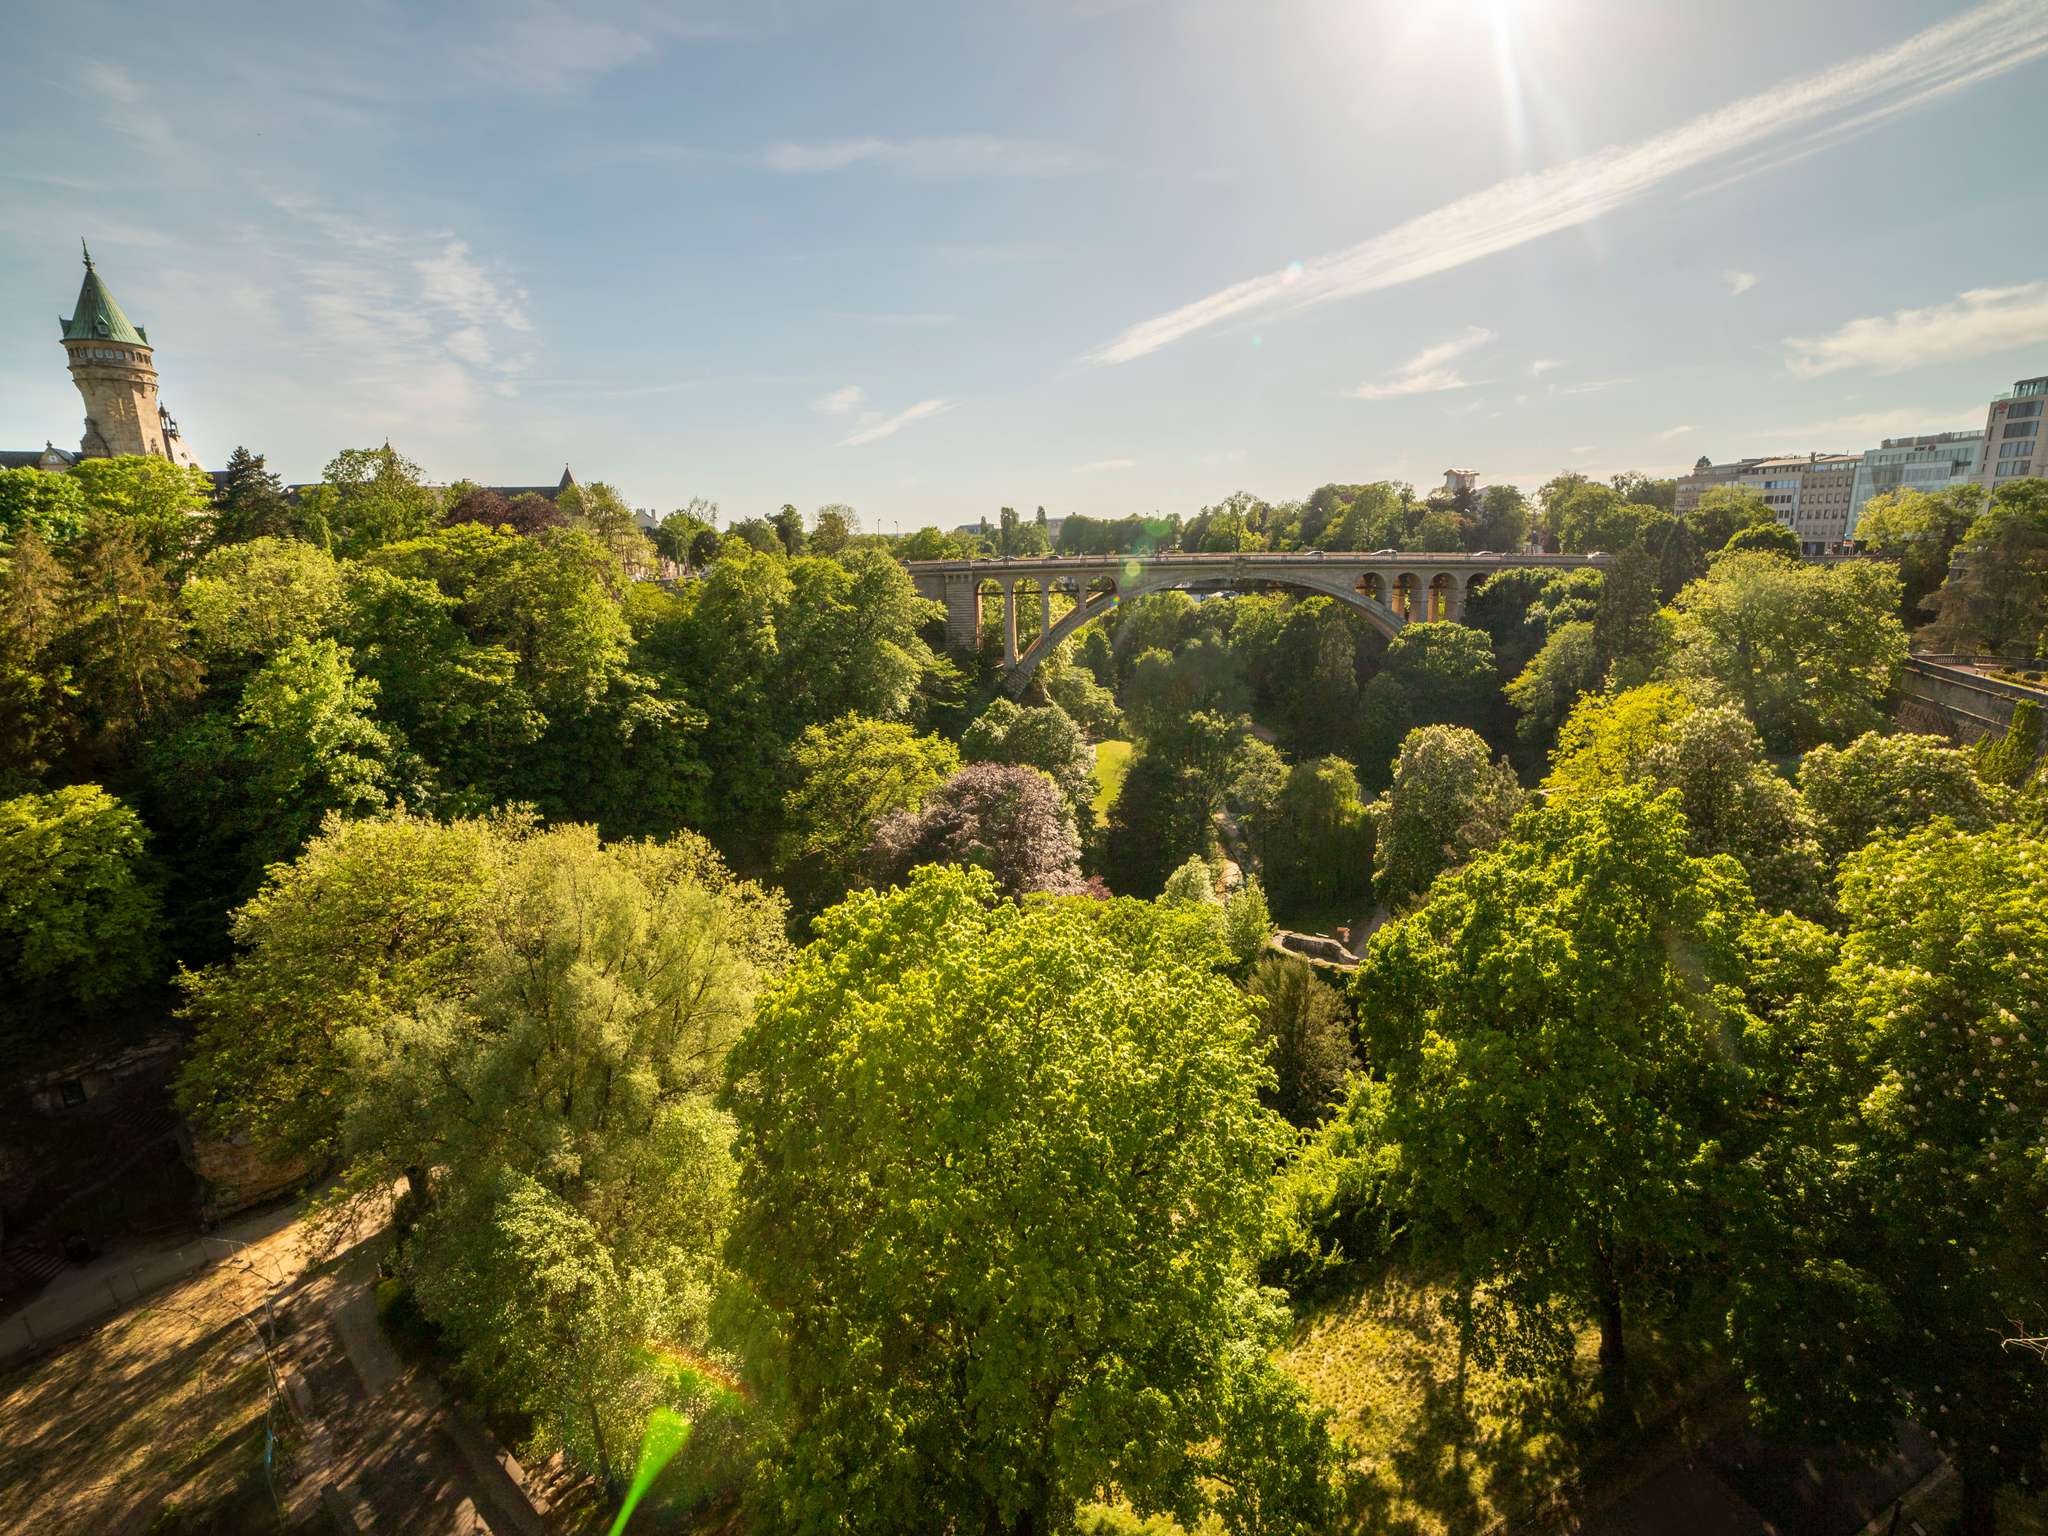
left=59, top=241, right=198, bottom=466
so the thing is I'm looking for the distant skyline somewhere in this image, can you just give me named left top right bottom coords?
left=3, top=0, right=2047, bottom=524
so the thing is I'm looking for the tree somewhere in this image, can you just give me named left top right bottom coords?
left=1247, top=955, right=1354, bottom=1128
left=561, top=480, right=655, bottom=577
left=1504, top=620, right=1598, bottom=758
left=1686, top=485, right=1775, bottom=552
left=1796, top=729, right=1992, bottom=867
left=1102, top=712, right=1245, bottom=895
left=210, top=446, right=297, bottom=545
left=1853, top=484, right=1984, bottom=621
left=1727, top=824, right=2048, bottom=1535
left=898, top=526, right=957, bottom=561
left=780, top=715, right=959, bottom=907
left=1358, top=786, right=1762, bottom=1415
left=1042, top=662, right=1124, bottom=738
left=1377, top=726, right=1523, bottom=908
left=221, top=638, right=397, bottom=869
left=1543, top=477, right=1671, bottom=554
left=1976, top=700, right=2042, bottom=789
left=338, top=825, right=786, bottom=1488
left=771, top=503, right=807, bottom=556
left=722, top=866, right=1335, bottom=1534
left=69, top=455, right=215, bottom=569
left=177, top=811, right=503, bottom=1164
left=60, top=518, right=202, bottom=754
left=0, top=528, right=77, bottom=782
left=961, top=697, right=1095, bottom=820
left=1542, top=682, right=1696, bottom=802
left=1258, top=756, right=1377, bottom=915
left=1378, top=621, right=1497, bottom=734
left=0, top=466, right=88, bottom=545
left=653, top=500, right=719, bottom=570
left=868, top=762, right=1082, bottom=898
left=1222, top=876, right=1275, bottom=970
left=1468, top=485, right=1529, bottom=552
left=320, top=444, right=440, bottom=555
left=1721, top=520, right=1799, bottom=558
left=179, top=537, right=344, bottom=666
left=1662, top=553, right=1906, bottom=754
left=0, top=785, right=164, bottom=1032
left=1637, top=704, right=1823, bottom=917
left=1923, top=481, right=2048, bottom=657
left=810, top=503, right=858, bottom=557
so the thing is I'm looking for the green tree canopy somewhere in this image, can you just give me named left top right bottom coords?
left=0, top=784, right=164, bottom=1037
left=1356, top=785, right=1763, bottom=1412
left=780, top=715, right=958, bottom=908
left=1795, top=729, right=1993, bottom=867
left=321, top=444, right=440, bottom=555
left=1726, top=823, right=2048, bottom=1535
left=1662, top=553, right=1906, bottom=754
left=1377, top=725, right=1523, bottom=909
left=179, top=537, right=344, bottom=666
left=722, top=865, right=1337, bottom=1534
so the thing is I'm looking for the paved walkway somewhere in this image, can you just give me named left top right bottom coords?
left=0, top=1199, right=304, bottom=1367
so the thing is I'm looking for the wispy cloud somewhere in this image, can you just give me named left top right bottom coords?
left=813, top=384, right=866, bottom=415
left=1558, top=377, right=1635, bottom=396
left=1351, top=327, right=1494, bottom=400
left=840, top=398, right=953, bottom=447
left=1530, top=358, right=1565, bottom=377
left=765, top=135, right=1081, bottom=177
left=1074, top=457, right=1136, bottom=473
left=1784, top=281, right=2048, bottom=377
left=1724, top=269, right=1760, bottom=296
left=1089, top=0, right=2048, bottom=364
left=1655, top=425, right=1696, bottom=441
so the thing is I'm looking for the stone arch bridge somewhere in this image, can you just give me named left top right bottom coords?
left=908, top=551, right=1610, bottom=692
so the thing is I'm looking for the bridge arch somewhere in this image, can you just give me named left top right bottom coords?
left=1005, top=565, right=1404, bottom=693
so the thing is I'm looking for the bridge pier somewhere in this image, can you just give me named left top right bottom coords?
left=1003, top=579, right=1019, bottom=668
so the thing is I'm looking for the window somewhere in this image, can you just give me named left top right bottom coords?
left=2008, top=400, right=2042, bottom=419
left=2005, top=420, right=2038, bottom=438
left=59, top=1078, right=87, bottom=1107
left=2001, top=439, right=2033, bottom=458
left=1997, top=459, right=2032, bottom=478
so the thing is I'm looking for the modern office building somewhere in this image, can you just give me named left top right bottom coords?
left=1844, top=432, right=1986, bottom=538
left=1674, top=451, right=1858, bottom=553
left=1979, top=374, right=2046, bottom=493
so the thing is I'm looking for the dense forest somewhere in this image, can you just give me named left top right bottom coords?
left=4, top=444, right=2048, bottom=1534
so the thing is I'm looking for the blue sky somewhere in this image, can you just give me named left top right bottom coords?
left=3, top=0, right=2047, bottom=528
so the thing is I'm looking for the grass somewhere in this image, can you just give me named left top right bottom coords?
left=1091, top=739, right=1133, bottom=817
left=1282, top=1273, right=1708, bottom=1535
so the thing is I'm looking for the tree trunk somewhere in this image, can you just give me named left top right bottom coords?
left=1596, top=1275, right=1628, bottom=1424
left=1956, top=1462, right=1998, bottom=1536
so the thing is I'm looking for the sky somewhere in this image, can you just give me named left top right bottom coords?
left=3, top=0, right=2047, bottom=529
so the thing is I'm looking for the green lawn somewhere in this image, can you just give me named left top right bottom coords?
left=1091, top=739, right=1133, bottom=817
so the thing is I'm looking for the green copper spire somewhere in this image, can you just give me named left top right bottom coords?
left=60, top=242, right=148, bottom=346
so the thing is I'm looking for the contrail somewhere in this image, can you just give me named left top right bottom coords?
left=1088, top=0, right=2048, bottom=366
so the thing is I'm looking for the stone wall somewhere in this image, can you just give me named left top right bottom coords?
left=1896, top=655, right=2048, bottom=751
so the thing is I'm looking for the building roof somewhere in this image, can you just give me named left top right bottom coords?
left=0, top=446, right=79, bottom=470
left=59, top=243, right=148, bottom=346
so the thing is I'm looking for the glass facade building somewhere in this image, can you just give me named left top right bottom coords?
left=1845, top=432, right=1986, bottom=538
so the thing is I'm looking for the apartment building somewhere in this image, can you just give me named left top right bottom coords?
left=1980, top=374, right=2046, bottom=493
left=1844, top=432, right=1986, bottom=538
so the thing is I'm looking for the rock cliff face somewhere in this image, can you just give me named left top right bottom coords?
left=183, top=1130, right=322, bottom=1224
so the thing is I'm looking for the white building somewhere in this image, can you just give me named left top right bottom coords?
left=1845, top=432, right=1986, bottom=539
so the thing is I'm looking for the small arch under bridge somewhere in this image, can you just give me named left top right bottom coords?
left=907, top=551, right=1611, bottom=694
